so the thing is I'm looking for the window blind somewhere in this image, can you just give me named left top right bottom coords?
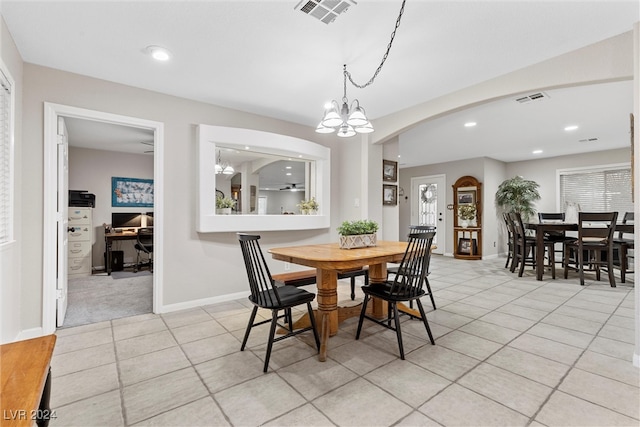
left=559, top=166, right=633, bottom=215
left=0, top=68, right=12, bottom=244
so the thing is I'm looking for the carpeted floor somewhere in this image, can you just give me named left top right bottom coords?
left=61, top=272, right=152, bottom=328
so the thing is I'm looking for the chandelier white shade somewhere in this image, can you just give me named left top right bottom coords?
left=215, top=150, right=234, bottom=175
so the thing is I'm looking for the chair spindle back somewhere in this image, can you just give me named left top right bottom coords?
left=389, top=231, right=435, bottom=298
left=237, top=233, right=281, bottom=307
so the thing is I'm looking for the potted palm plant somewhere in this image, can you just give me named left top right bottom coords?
left=495, top=176, right=540, bottom=221
left=337, top=219, right=379, bottom=249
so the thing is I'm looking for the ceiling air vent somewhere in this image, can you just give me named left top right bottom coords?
left=515, top=92, right=550, bottom=104
left=579, top=137, right=599, bottom=142
left=294, top=0, right=356, bottom=24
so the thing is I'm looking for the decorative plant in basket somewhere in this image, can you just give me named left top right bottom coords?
left=337, top=220, right=379, bottom=249
left=297, top=197, right=319, bottom=215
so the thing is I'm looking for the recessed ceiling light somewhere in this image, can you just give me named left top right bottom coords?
left=146, top=45, right=171, bottom=61
left=286, top=172, right=292, bottom=176
left=532, top=149, right=543, bottom=154
left=564, top=125, right=579, bottom=131
left=285, top=166, right=292, bottom=169
left=464, top=122, right=477, bottom=127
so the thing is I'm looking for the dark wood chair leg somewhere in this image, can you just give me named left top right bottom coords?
left=355, top=295, right=369, bottom=340
left=391, top=303, right=405, bottom=360
left=307, top=302, right=321, bottom=350
left=416, top=298, right=435, bottom=345
left=241, top=306, right=258, bottom=351
left=263, top=310, right=279, bottom=372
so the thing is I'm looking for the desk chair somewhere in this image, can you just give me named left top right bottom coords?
left=563, top=212, right=618, bottom=287
left=133, top=228, right=153, bottom=273
left=356, top=231, right=436, bottom=360
left=237, top=233, right=320, bottom=372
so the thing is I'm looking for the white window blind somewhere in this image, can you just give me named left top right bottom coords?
left=0, top=68, right=12, bottom=244
left=559, top=165, right=633, bottom=215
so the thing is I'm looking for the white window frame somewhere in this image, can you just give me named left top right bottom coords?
left=0, top=60, right=15, bottom=248
left=556, top=162, right=632, bottom=214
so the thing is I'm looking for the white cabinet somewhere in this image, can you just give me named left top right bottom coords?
left=68, top=207, right=92, bottom=278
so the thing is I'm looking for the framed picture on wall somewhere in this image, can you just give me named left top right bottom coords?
left=457, top=238, right=478, bottom=255
left=383, top=184, right=398, bottom=206
left=112, top=177, right=154, bottom=207
left=383, top=159, right=398, bottom=182
left=457, top=190, right=475, bottom=205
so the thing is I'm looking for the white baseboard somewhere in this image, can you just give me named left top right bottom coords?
left=159, top=291, right=250, bottom=314
left=16, top=327, right=45, bottom=341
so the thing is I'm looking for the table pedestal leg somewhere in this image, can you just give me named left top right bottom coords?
left=316, top=269, right=338, bottom=362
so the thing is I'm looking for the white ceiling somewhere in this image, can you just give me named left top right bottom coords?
left=2, top=1, right=638, bottom=165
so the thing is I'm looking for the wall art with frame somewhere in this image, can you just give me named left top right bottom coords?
left=112, top=177, right=154, bottom=207
left=383, top=184, right=398, bottom=206
left=457, top=238, right=478, bottom=255
left=383, top=159, right=398, bottom=182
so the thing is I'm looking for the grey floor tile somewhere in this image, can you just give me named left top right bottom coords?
left=160, top=308, right=213, bottom=328
left=131, top=397, right=229, bottom=426
left=425, top=310, right=474, bottom=329
left=119, top=346, right=190, bottom=386
left=541, top=312, right=603, bottom=335
left=406, top=344, right=480, bottom=381
left=122, top=368, right=208, bottom=425
left=327, top=340, right=398, bottom=375
left=50, top=390, right=124, bottom=427
left=215, top=374, right=306, bottom=426
left=527, top=322, right=595, bottom=348
left=278, top=357, right=357, bottom=400
left=598, top=323, right=636, bottom=344
left=365, top=359, right=451, bottom=407
left=395, top=411, right=443, bottom=426
left=55, top=320, right=111, bottom=337
left=51, top=363, right=120, bottom=408
left=195, top=351, right=265, bottom=394
left=606, top=314, right=635, bottom=330
left=497, top=303, right=548, bottom=321
left=575, top=350, right=640, bottom=387
left=439, top=301, right=491, bottom=319
left=536, top=390, right=639, bottom=426
left=113, top=317, right=167, bottom=341
left=419, top=383, right=529, bottom=426
left=458, top=363, right=552, bottom=416
left=559, top=368, right=640, bottom=419
left=486, top=346, right=570, bottom=387
left=170, top=319, right=226, bottom=344
left=51, top=342, right=115, bottom=377
left=180, top=332, right=240, bottom=364
left=554, top=305, right=611, bottom=323
left=564, top=298, right=618, bottom=314
left=263, top=403, right=335, bottom=427
left=458, top=320, right=521, bottom=344
left=588, top=336, right=636, bottom=362
left=509, top=334, right=583, bottom=365
left=112, top=313, right=158, bottom=326
left=115, top=330, right=177, bottom=360
left=313, top=378, right=413, bottom=426
left=436, top=330, right=502, bottom=360
left=53, top=328, right=113, bottom=355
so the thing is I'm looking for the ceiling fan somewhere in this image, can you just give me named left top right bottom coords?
left=279, top=183, right=304, bottom=191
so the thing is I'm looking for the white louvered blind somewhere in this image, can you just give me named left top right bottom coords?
left=559, top=166, right=633, bottom=215
left=0, top=68, right=12, bottom=245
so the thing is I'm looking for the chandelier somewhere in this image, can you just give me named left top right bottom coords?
left=315, top=0, right=407, bottom=137
left=215, top=150, right=235, bottom=175
left=316, top=65, right=373, bottom=137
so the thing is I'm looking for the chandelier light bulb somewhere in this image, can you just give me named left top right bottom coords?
left=355, top=122, right=374, bottom=134
left=337, top=124, right=356, bottom=138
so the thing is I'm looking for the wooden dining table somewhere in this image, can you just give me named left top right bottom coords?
left=525, top=222, right=634, bottom=281
left=269, top=240, right=411, bottom=361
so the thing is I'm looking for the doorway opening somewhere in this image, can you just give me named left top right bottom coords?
left=411, top=174, right=446, bottom=255
left=43, top=103, right=164, bottom=334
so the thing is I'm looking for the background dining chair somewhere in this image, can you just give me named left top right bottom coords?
left=355, top=231, right=436, bottom=360
left=611, top=211, right=634, bottom=283
left=237, top=233, right=320, bottom=372
left=563, top=212, right=618, bottom=287
left=538, top=212, right=574, bottom=266
left=133, top=227, right=153, bottom=273
left=510, top=212, right=557, bottom=278
left=503, top=213, right=516, bottom=271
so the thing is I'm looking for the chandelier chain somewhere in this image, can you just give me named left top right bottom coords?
left=344, top=0, right=406, bottom=90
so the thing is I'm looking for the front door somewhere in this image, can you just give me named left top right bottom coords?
left=411, top=175, right=446, bottom=255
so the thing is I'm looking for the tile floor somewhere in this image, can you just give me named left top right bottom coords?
left=50, top=256, right=639, bottom=426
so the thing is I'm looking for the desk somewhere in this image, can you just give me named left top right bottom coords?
left=104, top=231, right=138, bottom=275
left=269, top=241, right=409, bottom=361
left=1, top=335, right=56, bottom=427
left=526, top=222, right=634, bottom=281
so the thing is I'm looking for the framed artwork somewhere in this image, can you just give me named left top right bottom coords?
left=383, top=184, right=398, bottom=205
left=457, top=238, right=477, bottom=255
left=457, top=190, right=475, bottom=205
left=112, top=177, right=154, bottom=207
left=383, top=159, right=398, bottom=182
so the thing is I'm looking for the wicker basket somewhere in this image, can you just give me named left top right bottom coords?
left=339, top=234, right=377, bottom=249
